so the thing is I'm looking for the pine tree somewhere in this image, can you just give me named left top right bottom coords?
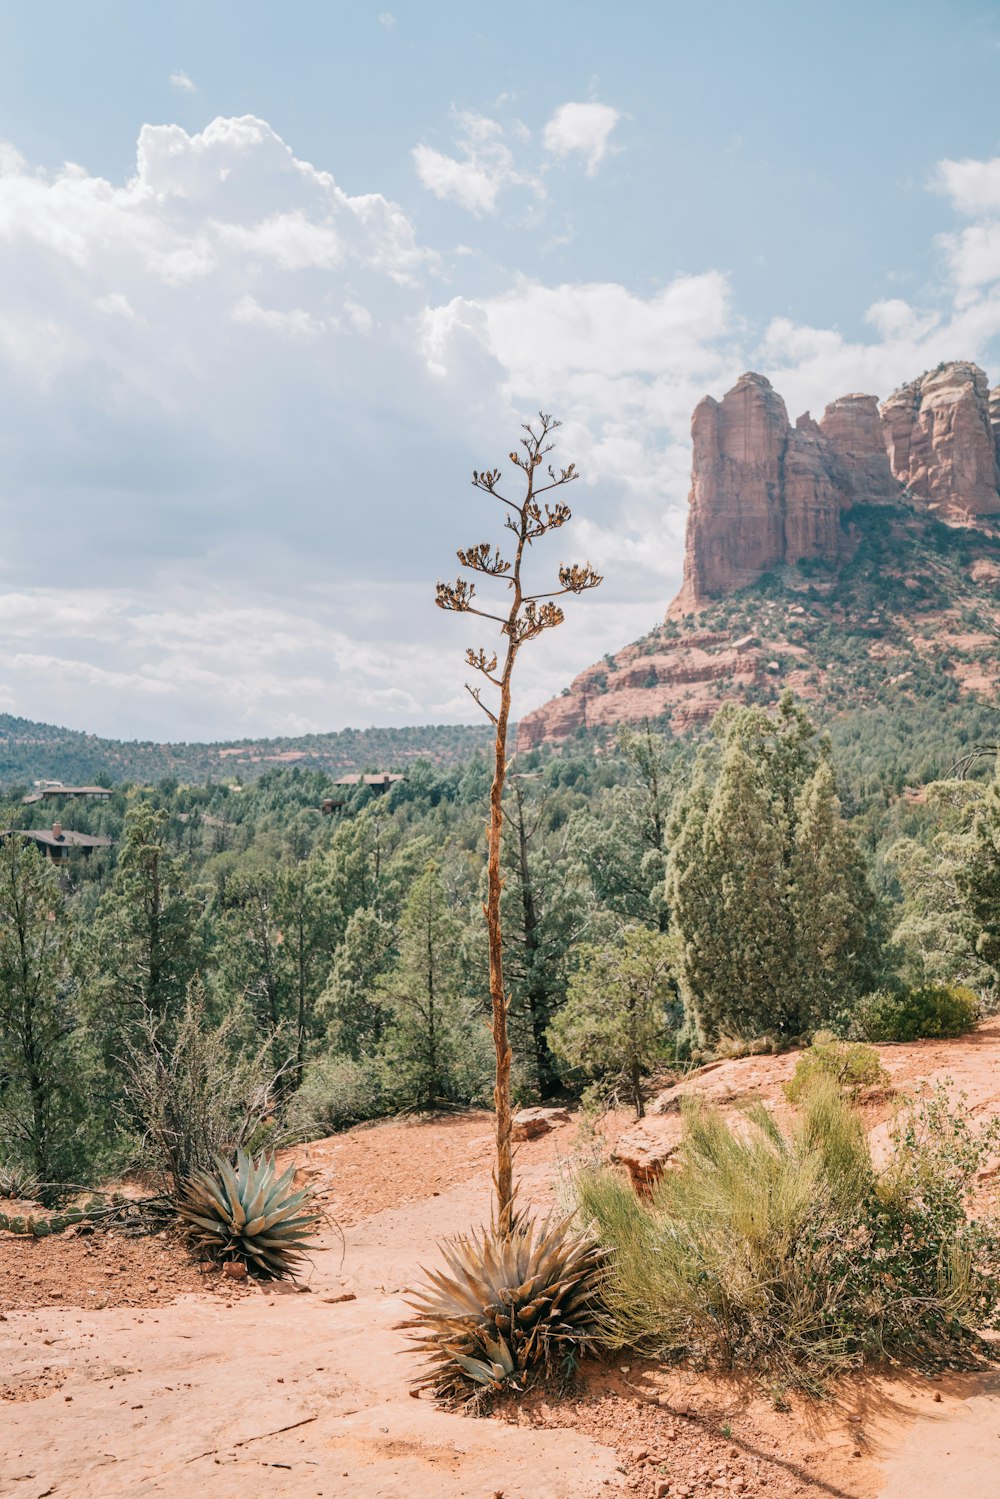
left=548, top=924, right=675, bottom=1117
left=0, top=836, right=77, bottom=1179
left=377, top=863, right=473, bottom=1108
left=83, top=803, right=202, bottom=1036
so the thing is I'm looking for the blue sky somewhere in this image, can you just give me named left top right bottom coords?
left=0, top=1, right=997, bottom=739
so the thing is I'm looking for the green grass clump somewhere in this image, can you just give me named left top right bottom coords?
left=848, top=984, right=979, bottom=1042
left=784, top=1033, right=888, bottom=1103
left=578, top=1080, right=1000, bottom=1391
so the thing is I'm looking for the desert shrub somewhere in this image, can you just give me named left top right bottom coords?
left=578, top=1080, right=1000, bottom=1390
left=122, top=983, right=282, bottom=1195
left=286, top=1052, right=388, bottom=1135
left=784, top=1033, right=887, bottom=1103
left=847, top=984, right=979, bottom=1043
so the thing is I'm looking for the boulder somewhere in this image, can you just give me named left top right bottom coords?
left=612, top=1118, right=681, bottom=1189
left=511, top=1105, right=571, bottom=1141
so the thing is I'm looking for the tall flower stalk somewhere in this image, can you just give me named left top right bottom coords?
left=435, top=413, right=601, bottom=1232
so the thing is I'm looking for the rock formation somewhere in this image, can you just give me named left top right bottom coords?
left=880, top=362, right=1000, bottom=519
left=515, top=359, right=1000, bottom=752
left=673, top=361, right=1000, bottom=613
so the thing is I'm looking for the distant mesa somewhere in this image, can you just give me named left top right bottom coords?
left=672, top=360, right=1000, bottom=615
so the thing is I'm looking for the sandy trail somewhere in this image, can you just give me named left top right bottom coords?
left=0, top=1156, right=616, bottom=1499
left=3, top=1026, right=1000, bottom=1499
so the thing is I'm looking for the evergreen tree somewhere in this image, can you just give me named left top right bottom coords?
left=958, top=755, right=1000, bottom=992
left=0, top=836, right=78, bottom=1179
left=668, top=696, right=884, bottom=1041
left=83, top=803, right=202, bottom=1037
left=500, top=776, right=585, bottom=1097
left=548, top=924, right=676, bottom=1116
left=788, top=759, right=886, bottom=1029
left=320, top=905, right=397, bottom=1059
left=215, top=859, right=332, bottom=1090
left=377, top=863, right=474, bottom=1107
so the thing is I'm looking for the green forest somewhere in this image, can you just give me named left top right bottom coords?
left=2, top=689, right=999, bottom=1193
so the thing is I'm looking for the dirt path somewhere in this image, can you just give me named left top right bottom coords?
left=3, top=1030, right=1000, bottom=1499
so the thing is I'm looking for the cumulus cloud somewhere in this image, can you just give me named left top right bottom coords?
left=170, top=70, right=196, bottom=93
left=543, top=102, right=620, bottom=175
left=934, top=155, right=1000, bottom=215
left=0, top=116, right=996, bottom=740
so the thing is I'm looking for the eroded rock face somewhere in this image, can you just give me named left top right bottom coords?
left=671, top=375, right=901, bottom=613
left=673, top=374, right=789, bottom=613
left=819, top=393, right=899, bottom=505
left=880, top=362, right=1000, bottom=517
left=511, top=1106, right=571, bottom=1141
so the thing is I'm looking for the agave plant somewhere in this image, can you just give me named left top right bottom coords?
left=404, top=1212, right=607, bottom=1402
left=176, top=1149, right=319, bottom=1279
left=0, top=1163, right=41, bottom=1202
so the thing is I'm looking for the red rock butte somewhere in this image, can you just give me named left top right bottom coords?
left=672, top=360, right=1000, bottom=615
left=516, top=359, right=1000, bottom=752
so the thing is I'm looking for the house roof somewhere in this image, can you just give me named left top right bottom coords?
left=3, top=828, right=113, bottom=850
left=332, top=773, right=406, bottom=787
left=22, top=786, right=112, bottom=804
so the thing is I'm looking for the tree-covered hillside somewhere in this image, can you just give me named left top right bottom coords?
left=0, top=715, right=494, bottom=790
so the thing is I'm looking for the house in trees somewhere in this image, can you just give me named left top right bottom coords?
left=22, top=783, right=113, bottom=805
left=0, top=822, right=113, bottom=862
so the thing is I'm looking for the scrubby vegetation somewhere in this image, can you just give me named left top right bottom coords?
left=1, top=687, right=998, bottom=1206
left=784, top=1033, right=888, bottom=1103
left=846, top=984, right=980, bottom=1043
left=579, top=1080, right=1000, bottom=1391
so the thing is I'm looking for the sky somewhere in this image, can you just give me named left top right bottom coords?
left=0, top=0, right=998, bottom=742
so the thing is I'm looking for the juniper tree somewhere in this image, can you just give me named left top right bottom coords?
left=668, top=696, right=885, bottom=1042
left=549, top=924, right=676, bottom=1117
left=958, top=752, right=1000, bottom=991
left=435, top=413, right=601, bottom=1230
left=0, top=835, right=77, bottom=1180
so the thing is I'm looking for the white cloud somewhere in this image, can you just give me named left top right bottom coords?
left=413, top=110, right=539, bottom=217
left=170, top=70, right=196, bottom=94
left=543, top=102, right=620, bottom=175
left=378, top=11, right=396, bottom=28
left=934, top=155, right=1000, bottom=215
left=0, top=117, right=996, bottom=740
left=231, top=293, right=321, bottom=338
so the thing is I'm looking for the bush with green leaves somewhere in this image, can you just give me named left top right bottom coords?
left=784, top=1033, right=888, bottom=1103
left=578, top=1079, right=1000, bottom=1390
left=846, top=984, right=979, bottom=1043
left=286, top=1052, right=388, bottom=1135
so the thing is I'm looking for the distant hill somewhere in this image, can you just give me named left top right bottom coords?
left=0, top=716, right=493, bottom=789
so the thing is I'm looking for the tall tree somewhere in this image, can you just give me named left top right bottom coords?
left=84, top=803, right=201, bottom=1036
left=500, top=775, right=584, bottom=1098
left=435, top=413, right=601, bottom=1231
left=377, top=863, right=470, bottom=1108
left=548, top=924, right=676, bottom=1117
left=668, top=696, right=885, bottom=1041
left=958, top=753, right=1000, bottom=992
left=216, top=860, right=332, bottom=1091
left=0, top=836, right=76, bottom=1179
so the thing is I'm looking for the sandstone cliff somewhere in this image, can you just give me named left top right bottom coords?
left=881, top=362, right=1000, bottom=519
left=672, top=361, right=1000, bottom=614
left=516, top=360, right=1000, bottom=753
